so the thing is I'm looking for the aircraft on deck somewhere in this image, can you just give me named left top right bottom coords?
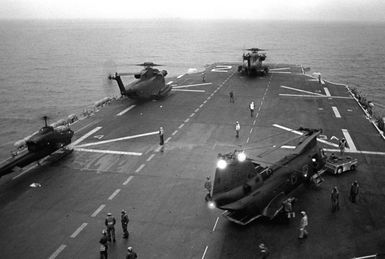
left=108, top=62, right=171, bottom=100
left=238, top=48, right=269, bottom=76
left=0, top=116, right=74, bottom=177
left=209, top=128, right=325, bottom=225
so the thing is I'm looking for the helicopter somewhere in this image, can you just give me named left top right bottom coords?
left=208, top=128, right=325, bottom=225
left=108, top=62, right=171, bottom=100
left=238, top=48, right=269, bottom=76
left=0, top=116, right=74, bottom=177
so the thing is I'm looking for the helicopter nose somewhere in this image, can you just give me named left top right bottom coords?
left=125, top=89, right=138, bottom=98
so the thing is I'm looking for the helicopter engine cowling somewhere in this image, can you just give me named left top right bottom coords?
left=160, top=70, right=167, bottom=77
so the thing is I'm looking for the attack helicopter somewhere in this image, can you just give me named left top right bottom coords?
left=108, top=62, right=171, bottom=100
left=208, top=128, right=325, bottom=225
left=238, top=48, right=269, bottom=76
left=0, top=116, right=74, bottom=177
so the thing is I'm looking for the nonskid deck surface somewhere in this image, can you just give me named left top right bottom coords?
left=0, top=63, right=384, bottom=258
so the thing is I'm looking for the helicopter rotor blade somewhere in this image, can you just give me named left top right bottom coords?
left=135, top=62, right=163, bottom=67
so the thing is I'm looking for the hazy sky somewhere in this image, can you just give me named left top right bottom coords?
left=1, top=0, right=384, bottom=21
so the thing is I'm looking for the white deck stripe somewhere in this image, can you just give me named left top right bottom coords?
left=165, top=137, right=172, bottom=143
left=342, top=129, right=357, bottom=151
left=184, top=118, right=190, bottom=123
left=48, top=244, right=67, bottom=259
left=332, top=106, right=341, bottom=118
left=195, top=108, right=199, bottom=113
left=279, top=94, right=352, bottom=99
left=146, top=154, right=156, bottom=161
left=172, top=89, right=206, bottom=93
left=190, top=113, right=195, bottom=117
left=75, top=131, right=158, bottom=148
left=324, top=87, right=331, bottom=96
left=212, top=217, right=219, bottom=232
left=178, top=124, right=184, bottom=129
left=70, top=126, right=102, bottom=147
left=270, top=67, right=291, bottom=71
left=271, top=71, right=291, bottom=74
left=172, top=130, right=178, bottom=136
left=281, top=85, right=325, bottom=96
left=70, top=223, right=88, bottom=238
left=123, top=176, right=134, bottom=185
left=201, top=246, right=208, bottom=259
left=281, top=145, right=296, bottom=149
left=116, top=105, right=136, bottom=116
left=166, top=81, right=173, bottom=85
left=74, top=148, right=142, bottom=156
left=173, top=82, right=212, bottom=89
left=108, top=189, right=121, bottom=200
left=91, top=204, right=105, bottom=217
left=135, top=164, right=145, bottom=173
left=177, top=74, right=184, bottom=79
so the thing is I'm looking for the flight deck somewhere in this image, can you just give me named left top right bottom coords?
left=0, top=63, right=384, bottom=258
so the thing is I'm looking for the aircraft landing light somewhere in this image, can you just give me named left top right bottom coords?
left=217, top=159, right=227, bottom=169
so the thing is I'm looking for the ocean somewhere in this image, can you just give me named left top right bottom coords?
left=0, top=19, right=384, bottom=158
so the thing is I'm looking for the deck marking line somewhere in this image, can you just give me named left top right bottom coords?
left=281, top=85, right=325, bottom=96
left=279, top=94, right=352, bottom=99
left=212, top=217, right=219, bottom=232
left=91, top=204, right=105, bottom=217
left=195, top=108, right=199, bottom=113
left=332, top=106, right=341, bottom=118
left=270, top=67, right=291, bottom=71
left=75, top=131, right=158, bottom=148
left=108, top=189, right=121, bottom=200
left=70, top=126, right=102, bottom=147
left=147, top=154, right=156, bottom=161
left=250, top=128, right=253, bottom=134
left=352, top=255, right=378, bottom=259
left=173, top=83, right=212, bottom=88
left=166, top=81, right=173, bottom=85
left=201, top=246, right=208, bottom=259
left=48, top=244, right=67, bottom=259
left=70, top=223, right=88, bottom=238
left=199, top=104, right=204, bottom=108
left=342, top=129, right=357, bottom=151
left=246, top=137, right=250, bottom=143
left=178, top=124, right=184, bottom=129
left=172, top=89, right=205, bottom=93
left=203, top=100, right=207, bottom=104
left=74, top=148, right=142, bottom=156
left=253, top=120, right=256, bottom=125
left=184, top=118, right=190, bottom=123
left=323, top=148, right=385, bottom=156
left=123, top=176, right=134, bottom=185
left=281, top=145, right=296, bottom=149
left=165, top=137, right=172, bottom=143
left=323, top=87, right=331, bottom=96
left=190, top=113, right=195, bottom=117
left=172, top=130, right=178, bottom=136
left=116, top=105, right=136, bottom=116
left=155, top=146, right=162, bottom=152
left=177, top=74, right=184, bottom=79
left=135, top=164, right=145, bottom=173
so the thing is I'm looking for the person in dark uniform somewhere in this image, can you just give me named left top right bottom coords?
left=126, top=247, right=138, bottom=259
left=159, top=127, right=164, bottom=152
left=339, top=138, right=347, bottom=156
left=121, top=210, right=129, bottom=239
left=331, top=186, right=340, bottom=212
left=99, top=230, right=108, bottom=259
left=204, top=176, right=212, bottom=201
left=202, top=72, right=206, bottom=82
left=350, top=180, right=360, bottom=203
left=105, top=213, right=116, bottom=242
left=229, top=91, right=234, bottom=103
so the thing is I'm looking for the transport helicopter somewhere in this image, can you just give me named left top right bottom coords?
left=238, top=48, right=269, bottom=76
left=208, top=128, right=325, bottom=225
left=0, top=116, right=74, bottom=177
left=107, top=62, right=171, bottom=100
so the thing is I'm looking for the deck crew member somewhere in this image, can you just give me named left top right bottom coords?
left=159, top=127, right=164, bottom=152
left=105, top=213, right=116, bottom=242
left=204, top=176, right=212, bottom=201
left=283, top=197, right=295, bottom=219
left=126, top=247, right=138, bottom=259
left=202, top=72, right=206, bottom=82
left=339, top=138, right=347, bottom=156
left=298, top=211, right=308, bottom=239
left=350, top=180, right=360, bottom=203
left=121, top=210, right=129, bottom=239
left=249, top=101, right=255, bottom=117
left=331, top=186, right=340, bottom=212
left=235, top=121, right=240, bottom=138
left=99, top=230, right=108, bottom=259
left=229, top=91, right=234, bottom=103
left=258, top=243, right=270, bottom=258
